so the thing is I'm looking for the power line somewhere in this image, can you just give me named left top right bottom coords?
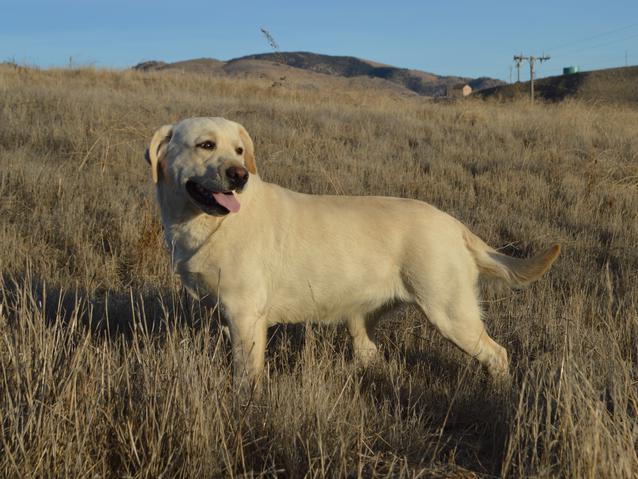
left=540, top=28, right=638, bottom=76
left=544, top=30, right=638, bottom=75
left=545, top=22, right=638, bottom=53
left=561, top=31, right=638, bottom=56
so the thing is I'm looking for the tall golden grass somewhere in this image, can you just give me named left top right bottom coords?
left=1, top=64, right=637, bottom=477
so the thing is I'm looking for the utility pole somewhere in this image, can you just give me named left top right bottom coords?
left=513, top=54, right=550, bottom=104
left=514, top=55, right=523, bottom=83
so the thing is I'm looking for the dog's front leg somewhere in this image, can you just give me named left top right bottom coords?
left=228, top=314, right=268, bottom=397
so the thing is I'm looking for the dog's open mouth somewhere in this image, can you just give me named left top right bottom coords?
left=185, top=180, right=240, bottom=215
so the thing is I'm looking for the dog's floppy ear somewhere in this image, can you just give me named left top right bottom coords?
left=237, top=124, right=257, bottom=174
left=146, top=124, right=173, bottom=184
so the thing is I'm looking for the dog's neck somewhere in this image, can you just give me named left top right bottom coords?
left=159, top=175, right=261, bottom=270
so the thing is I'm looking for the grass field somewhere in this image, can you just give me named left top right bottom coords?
left=1, top=65, right=637, bottom=477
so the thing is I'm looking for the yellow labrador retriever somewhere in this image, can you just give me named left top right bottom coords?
left=146, top=117, right=560, bottom=389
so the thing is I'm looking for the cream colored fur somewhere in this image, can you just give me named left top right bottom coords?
left=147, top=117, right=560, bottom=390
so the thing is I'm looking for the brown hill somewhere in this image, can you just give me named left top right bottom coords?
left=133, top=56, right=417, bottom=97
left=476, top=65, right=638, bottom=105
left=133, top=51, right=505, bottom=97
left=233, top=52, right=503, bottom=95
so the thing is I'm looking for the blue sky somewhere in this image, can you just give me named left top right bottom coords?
left=2, top=0, right=638, bottom=81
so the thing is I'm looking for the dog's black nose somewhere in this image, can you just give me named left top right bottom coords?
left=226, top=165, right=249, bottom=189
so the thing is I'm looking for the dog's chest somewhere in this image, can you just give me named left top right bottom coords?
left=163, top=220, right=220, bottom=288
left=166, top=218, right=216, bottom=256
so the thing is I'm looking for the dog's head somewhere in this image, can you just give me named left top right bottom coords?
left=145, top=117, right=257, bottom=218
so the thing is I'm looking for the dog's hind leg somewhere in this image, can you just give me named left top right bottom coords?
left=347, top=314, right=378, bottom=365
left=420, top=295, right=509, bottom=379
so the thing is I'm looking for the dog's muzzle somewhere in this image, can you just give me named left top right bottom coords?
left=226, top=165, right=249, bottom=190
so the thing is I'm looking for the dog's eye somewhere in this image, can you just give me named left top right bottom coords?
left=196, top=141, right=216, bottom=150
left=235, top=147, right=244, bottom=155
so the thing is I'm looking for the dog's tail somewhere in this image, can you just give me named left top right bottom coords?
left=463, top=227, right=560, bottom=288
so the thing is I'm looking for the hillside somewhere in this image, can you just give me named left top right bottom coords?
left=477, top=65, right=638, bottom=104
left=133, top=51, right=505, bottom=97
left=233, top=52, right=503, bottom=95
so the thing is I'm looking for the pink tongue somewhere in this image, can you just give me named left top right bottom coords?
left=212, top=192, right=240, bottom=213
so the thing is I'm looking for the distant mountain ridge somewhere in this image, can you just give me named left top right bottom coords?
left=232, top=52, right=503, bottom=95
left=133, top=51, right=505, bottom=97
left=233, top=52, right=405, bottom=78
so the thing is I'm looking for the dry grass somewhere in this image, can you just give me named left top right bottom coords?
left=1, top=64, right=637, bottom=478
